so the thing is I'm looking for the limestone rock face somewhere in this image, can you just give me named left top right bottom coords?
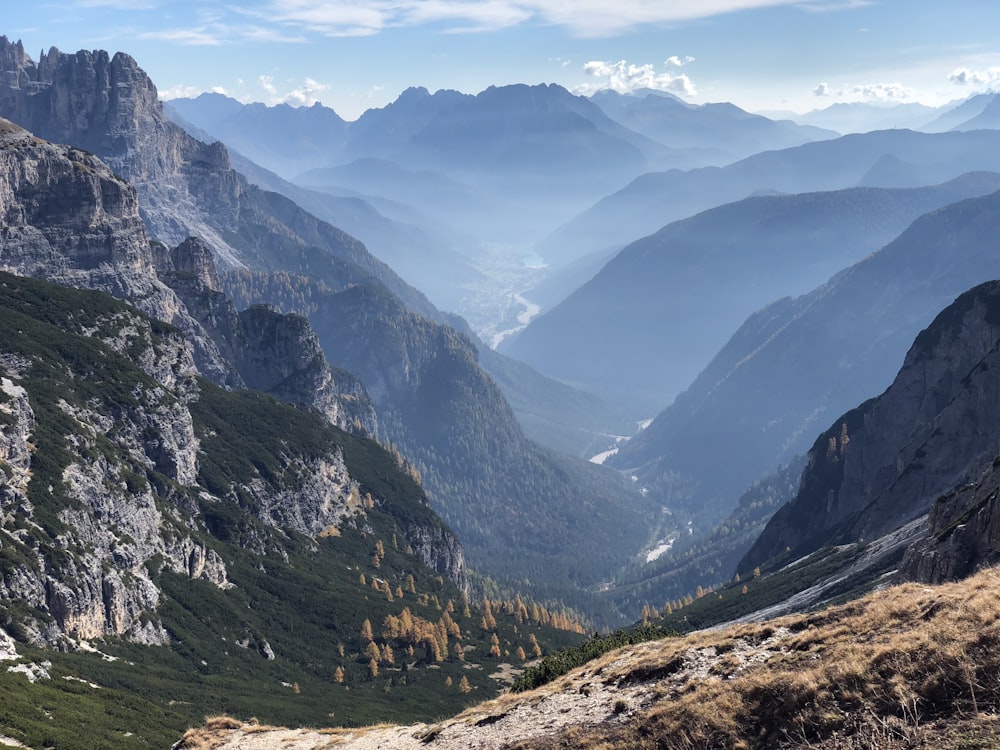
left=155, top=237, right=379, bottom=435
left=0, top=304, right=225, bottom=645
left=0, top=116, right=234, bottom=383
left=404, top=522, right=469, bottom=595
left=899, top=459, right=1000, bottom=583
left=742, top=281, right=1000, bottom=573
left=235, top=305, right=378, bottom=437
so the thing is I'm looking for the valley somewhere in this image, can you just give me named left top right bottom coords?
left=448, top=243, right=546, bottom=350
left=2, top=3, right=1000, bottom=747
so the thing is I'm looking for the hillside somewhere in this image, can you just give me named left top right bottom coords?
left=741, top=279, right=1000, bottom=574
left=505, top=174, right=1000, bottom=411
left=0, top=269, right=595, bottom=749
left=178, top=565, right=1000, bottom=749
left=611, top=188, right=1000, bottom=537
left=543, top=128, right=1000, bottom=266
left=222, top=272, right=654, bottom=613
left=0, top=37, right=653, bottom=616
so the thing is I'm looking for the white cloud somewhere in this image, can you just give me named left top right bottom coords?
left=159, top=84, right=233, bottom=101
left=257, top=74, right=329, bottom=106
left=258, top=75, right=277, bottom=98
left=139, top=22, right=304, bottom=46
left=575, top=59, right=696, bottom=97
left=76, top=0, right=157, bottom=7
left=665, top=55, right=695, bottom=67
left=797, top=0, right=872, bottom=11
left=253, top=0, right=862, bottom=38
left=949, top=66, right=1000, bottom=89
left=159, top=84, right=204, bottom=100
left=140, top=27, right=227, bottom=46
left=811, top=80, right=916, bottom=101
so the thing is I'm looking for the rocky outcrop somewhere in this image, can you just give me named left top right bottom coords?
left=0, top=116, right=234, bottom=384
left=404, top=522, right=469, bottom=595
left=900, top=457, right=1000, bottom=583
left=741, top=281, right=1000, bottom=573
left=155, top=237, right=378, bottom=435
left=0, top=298, right=226, bottom=645
left=240, top=450, right=358, bottom=538
left=235, top=305, right=378, bottom=436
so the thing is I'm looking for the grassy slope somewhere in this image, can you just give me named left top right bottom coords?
left=179, top=565, right=1000, bottom=749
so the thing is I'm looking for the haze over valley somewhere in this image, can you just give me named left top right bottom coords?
left=3, top=1, right=1000, bottom=747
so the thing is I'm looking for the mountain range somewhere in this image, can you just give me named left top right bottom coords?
left=612, top=187, right=1000, bottom=535
left=0, top=88, right=593, bottom=750
left=6, top=25, right=1000, bottom=750
left=0, top=37, right=655, bottom=620
left=540, top=127, right=1000, bottom=269
left=503, top=173, right=1000, bottom=411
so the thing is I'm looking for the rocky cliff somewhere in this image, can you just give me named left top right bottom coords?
left=153, top=236, right=379, bottom=436
left=0, top=115, right=235, bottom=384
left=900, top=456, right=1000, bottom=583
left=0, top=115, right=377, bottom=437
left=741, top=280, right=1000, bottom=573
left=0, top=273, right=226, bottom=644
left=0, top=36, right=434, bottom=315
left=0, top=271, right=466, bottom=647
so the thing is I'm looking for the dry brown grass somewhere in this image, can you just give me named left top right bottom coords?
left=512, top=567, right=1000, bottom=750
left=175, top=716, right=245, bottom=750
left=173, top=569, right=1000, bottom=750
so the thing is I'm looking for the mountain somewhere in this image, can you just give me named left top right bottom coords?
left=0, top=270, right=598, bottom=747
left=151, top=236, right=379, bottom=437
left=165, top=99, right=486, bottom=313
left=294, top=156, right=506, bottom=247
left=542, top=128, right=1000, bottom=267
left=0, top=36, right=431, bottom=315
left=180, top=565, right=1000, bottom=749
left=166, top=95, right=348, bottom=179
left=222, top=272, right=654, bottom=612
left=920, top=92, right=998, bottom=132
left=505, top=174, right=1000, bottom=412
left=792, top=100, right=939, bottom=133
left=178, top=83, right=700, bottom=244
left=0, top=115, right=374, bottom=438
left=590, top=89, right=836, bottom=164
left=395, top=83, right=671, bottom=182
left=610, top=188, right=1000, bottom=539
left=0, top=38, right=652, bottom=616
left=953, top=93, right=1000, bottom=130
left=741, top=279, right=1000, bottom=575
left=0, top=268, right=464, bottom=638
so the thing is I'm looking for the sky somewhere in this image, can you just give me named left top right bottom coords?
left=4, top=1, right=1000, bottom=120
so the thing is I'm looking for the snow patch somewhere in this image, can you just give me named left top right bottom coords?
left=645, top=534, right=678, bottom=563
left=589, top=447, right=619, bottom=465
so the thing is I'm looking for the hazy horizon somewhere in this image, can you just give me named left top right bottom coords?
left=5, top=1, right=999, bottom=120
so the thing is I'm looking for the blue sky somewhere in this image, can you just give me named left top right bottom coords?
left=5, top=1, right=1000, bottom=119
